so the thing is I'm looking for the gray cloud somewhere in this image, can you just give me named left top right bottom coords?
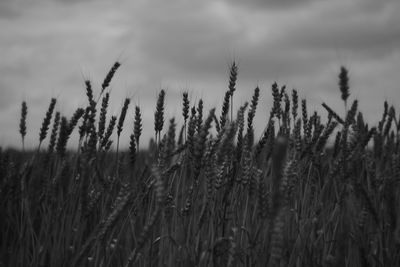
left=227, top=0, right=320, bottom=10
left=286, top=2, right=400, bottom=56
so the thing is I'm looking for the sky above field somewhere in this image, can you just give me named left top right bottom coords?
left=0, top=0, right=399, bottom=149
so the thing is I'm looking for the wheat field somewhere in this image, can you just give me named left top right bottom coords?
left=1, top=62, right=400, bottom=267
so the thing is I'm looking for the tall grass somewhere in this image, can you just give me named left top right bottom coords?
left=1, top=64, right=399, bottom=267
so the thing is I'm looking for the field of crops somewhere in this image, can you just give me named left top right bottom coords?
left=1, top=62, right=399, bottom=266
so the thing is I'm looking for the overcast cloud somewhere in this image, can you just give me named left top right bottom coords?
left=0, top=0, right=399, bottom=149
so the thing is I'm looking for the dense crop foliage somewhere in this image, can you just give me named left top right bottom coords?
left=1, top=63, right=400, bottom=266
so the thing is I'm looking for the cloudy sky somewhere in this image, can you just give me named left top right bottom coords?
left=0, top=0, right=399, bottom=149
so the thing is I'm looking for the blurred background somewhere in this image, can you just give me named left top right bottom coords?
left=0, top=0, right=399, bottom=149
